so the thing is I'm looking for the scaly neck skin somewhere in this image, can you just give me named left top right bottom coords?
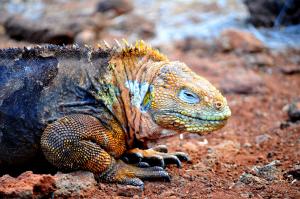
left=109, top=55, right=169, bottom=147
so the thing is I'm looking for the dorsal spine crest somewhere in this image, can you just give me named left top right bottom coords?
left=100, top=40, right=168, bottom=62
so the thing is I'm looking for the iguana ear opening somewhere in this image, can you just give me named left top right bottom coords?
left=140, top=86, right=153, bottom=112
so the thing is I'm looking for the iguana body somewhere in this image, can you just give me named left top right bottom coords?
left=0, top=41, right=231, bottom=187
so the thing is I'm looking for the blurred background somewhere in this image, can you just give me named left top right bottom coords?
left=0, top=0, right=299, bottom=49
left=0, top=1, right=300, bottom=198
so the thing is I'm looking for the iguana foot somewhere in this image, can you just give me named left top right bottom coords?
left=123, top=145, right=191, bottom=168
left=98, top=160, right=170, bottom=188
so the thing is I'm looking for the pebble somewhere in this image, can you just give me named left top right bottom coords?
left=252, top=160, right=281, bottom=181
left=287, top=101, right=300, bottom=122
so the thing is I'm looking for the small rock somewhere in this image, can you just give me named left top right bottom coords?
left=280, top=65, right=300, bottom=75
left=54, top=171, right=97, bottom=198
left=284, top=164, right=300, bottom=180
left=255, top=134, right=272, bottom=146
left=252, top=160, right=281, bottom=181
left=218, top=29, right=265, bottom=53
left=220, top=68, right=264, bottom=94
left=117, top=184, right=142, bottom=197
left=0, top=171, right=56, bottom=199
left=236, top=172, right=267, bottom=186
left=234, top=160, right=281, bottom=188
left=287, top=100, right=300, bottom=122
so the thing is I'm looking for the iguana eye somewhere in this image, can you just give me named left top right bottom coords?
left=178, top=89, right=200, bottom=104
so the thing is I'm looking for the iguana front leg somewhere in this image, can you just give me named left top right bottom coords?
left=124, top=145, right=191, bottom=168
left=41, top=114, right=170, bottom=188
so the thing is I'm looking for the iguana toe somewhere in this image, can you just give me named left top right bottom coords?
left=136, top=166, right=170, bottom=182
left=162, top=155, right=182, bottom=168
left=121, top=178, right=144, bottom=188
left=98, top=160, right=170, bottom=187
left=170, top=152, right=191, bottom=162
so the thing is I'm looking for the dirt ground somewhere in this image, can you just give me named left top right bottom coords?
left=0, top=1, right=299, bottom=198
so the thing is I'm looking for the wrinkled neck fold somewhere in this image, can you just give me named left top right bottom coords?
left=110, top=55, right=168, bottom=147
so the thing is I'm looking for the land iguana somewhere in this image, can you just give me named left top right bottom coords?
left=0, top=40, right=231, bottom=188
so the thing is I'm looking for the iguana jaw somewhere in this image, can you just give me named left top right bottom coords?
left=152, top=106, right=231, bottom=135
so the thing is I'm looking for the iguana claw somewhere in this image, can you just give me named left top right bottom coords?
left=136, top=162, right=151, bottom=168
left=124, top=145, right=191, bottom=168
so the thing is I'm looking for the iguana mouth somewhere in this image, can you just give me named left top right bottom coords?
left=180, top=113, right=229, bottom=122
left=154, top=110, right=229, bottom=133
left=176, top=113, right=228, bottom=127
left=177, top=113, right=228, bottom=133
left=161, top=111, right=230, bottom=122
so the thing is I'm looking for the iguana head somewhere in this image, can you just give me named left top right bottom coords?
left=108, top=40, right=230, bottom=141
left=142, top=61, right=231, bottom=136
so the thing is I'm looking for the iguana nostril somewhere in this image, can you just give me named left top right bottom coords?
left=214, top=101, right=223, bottom=110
